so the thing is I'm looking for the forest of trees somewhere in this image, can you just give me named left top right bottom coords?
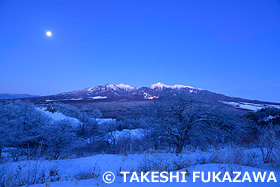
left=0, top=96, right=279, bottom=163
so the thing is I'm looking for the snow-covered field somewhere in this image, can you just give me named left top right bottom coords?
left=37, top=107, right=117, bottom=126
left=106, top=129, right=144, bottom=142
left=36, top=107, right=80, bottom=126
left=96, top=118, right=116, bottom=124
left=2, top=148, right=279, bottom=187
left=223, top=102, right=280, bottom=111
left=30, top=164, right=279, bottom=187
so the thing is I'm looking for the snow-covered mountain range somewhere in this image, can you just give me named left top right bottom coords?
left=29, top=82, right=209, bottom=102
left=24, top=82, right=280, bottom=109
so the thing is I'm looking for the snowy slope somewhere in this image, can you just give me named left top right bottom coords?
left=29, top=167, right=279, bottom=187
left=106, top=129, right=144, bottom=142
left=2, top=148, right=277, bottom=187
left=223, top=101, right=280, bottom=111
left=96, top=118, right=116, bottom=124
left=29, top=161, right=279, bottom=187
left=37, top=107, right=80, bottom=126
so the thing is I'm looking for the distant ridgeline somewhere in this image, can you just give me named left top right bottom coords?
left=0, top=93, right=39, bottom=100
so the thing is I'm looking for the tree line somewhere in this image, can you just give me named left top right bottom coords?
left=0, top=95, right=279, bottom=161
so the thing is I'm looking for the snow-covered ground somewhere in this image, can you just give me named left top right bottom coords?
left=95, top=118, right=116, bottom=124
left=30, top=163, right=279, bottom=187
left=90, top=96, right=108, bottom=99
left=36, top=107, right=80, bottom=126
left=223, top=102, right=280, bottom=111
left=37, top=108, right=118, bottom=127
left=107, top=129, right=144, bottom=140
left=2, top=148, right=279, bottom=187
left=69, top=98, right=83, bottom=101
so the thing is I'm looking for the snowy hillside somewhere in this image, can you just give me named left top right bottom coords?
left=4, top=148, right=277, bottom=187
left=106, top=129, right=144, bottom=143
left=37, top=107, right=80, bottom=126
left=223, top=101, right=280, bottom=111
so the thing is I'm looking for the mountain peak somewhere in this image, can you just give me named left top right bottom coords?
left=149, top=82, right=195, bottom=90
left=115, top=84, right=135, bottom=90
left=149, top=82, right=167, bottom=89
left=104, top=83, right=115, bottom=88
left=54, top=82, right=202, bottom=102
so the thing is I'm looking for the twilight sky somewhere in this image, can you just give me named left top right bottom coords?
left=0, top=0, right=280, bottom=102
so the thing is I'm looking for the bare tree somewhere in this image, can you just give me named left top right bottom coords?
left=150, top=95, right=208, bottom=153
left=150, top=94, right=245, bottom=154
left=258, top=124, right=280, bottom=163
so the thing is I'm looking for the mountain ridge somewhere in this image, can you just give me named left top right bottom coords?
left=0, top=93, right=39, bottom=100
left=21, top=82, right=280, bottom=108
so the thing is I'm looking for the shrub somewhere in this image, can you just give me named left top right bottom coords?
left=195, top=156, right=208, bottom=165
left=137, top=155, right=191, bottom=173
left=209, top=152, right=225, bottom=164
left=258, top=125, right=279, bottom=163
left=244, top=151, right=260, bottom=167
left=272, top=146, right=280, bottom=169
left=74, top=165, right=100, bottom=180
left=0, top=161, right=48, bottom=187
